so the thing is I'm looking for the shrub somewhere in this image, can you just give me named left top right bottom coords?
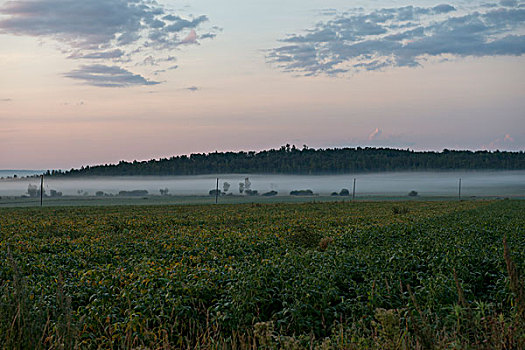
left=290, top=189, right=313, bottom=196
left=262, top=190, right=278, bottom=197
left=339, top=188, right=350, bottom=196
left=209, top=189, right=221, bottom=196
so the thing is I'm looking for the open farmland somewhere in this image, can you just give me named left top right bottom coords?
left=1, top=200, right=524, bottom=349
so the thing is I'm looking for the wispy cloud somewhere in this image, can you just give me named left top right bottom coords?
left=62, top=101, right=85, bottom=106
left=64, top=65, right=160, bottom=87
left=368, top=128, right=382, bottom=141
left=164, top=15, right=208, bottom=33
left=185, top=86, right=199, bottom=92
left=0, top=98, right=12, bottom=102
left=268, top=3, right=525, bottom=76
left=68, top=49, right=125, bottom=60
left=483, top=133, right=519, bottom=150
left=200, top=32, right=217, bottom=40
left=500, top=0, right=519, bottom=7
left=0, top=0, right=218, bottom=86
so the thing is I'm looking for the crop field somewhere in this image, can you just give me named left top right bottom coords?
left=1, top=200, right=524, bottom=349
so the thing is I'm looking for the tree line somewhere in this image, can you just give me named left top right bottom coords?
left=46, top=145, right=525, bottom=177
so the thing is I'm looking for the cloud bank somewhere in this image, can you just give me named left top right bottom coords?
left=268, top=2, right=525, bottom=76
left=0, top=0, right=217, bottom=87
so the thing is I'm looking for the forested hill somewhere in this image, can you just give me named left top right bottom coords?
left=49, top=146, right=525, bottom=177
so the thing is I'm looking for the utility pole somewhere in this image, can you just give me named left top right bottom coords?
left=352, top=178, right=356, bottom=200
left=215, top=178, right=219, bottom=204
left=458, top=178, right=462, bottom=201
left=40, top=174, right=44, bottom=207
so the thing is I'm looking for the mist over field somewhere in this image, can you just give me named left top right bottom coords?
left=1, top=171, right=523, bottom=198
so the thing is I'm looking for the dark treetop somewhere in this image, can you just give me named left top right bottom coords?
left=47, top=145, right=525, bottom=177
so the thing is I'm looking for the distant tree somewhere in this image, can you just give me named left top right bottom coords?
left=339, top=188, right=350, bottom=196
left=27, top=184, right=43, bottom=198
left=244, top=178, right=251, bottom=191
left=49, top=189, right=62, bottom=197
left=96, top=191, right=104, bottom=197
left=160, top=188, right=169, bottom=196
left=47, top=146, right=525, bottom=177
left=331, top=192, right=339, bottom=196
left=239, top=182, right=245, bottom=194
left=223, top=182, right=230, bottom=193
left=408, top=190, right=418, bottom=197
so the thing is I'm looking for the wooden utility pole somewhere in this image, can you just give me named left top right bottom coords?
left=458, top=178, right=462, bottom=201
left=215, top=178, right=219, bottom=204
left=352, top=178, right=356, bottom=200
left=40, top=175, right=44, bottom=207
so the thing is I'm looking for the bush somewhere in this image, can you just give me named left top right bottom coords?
left=209, top=189, right=221, bottom=196
left=408, top=190, right=418, bottom=197
left=290, top=189, right=313, bottom=196
left=339, top=188, right=350, bottom=196
left=262, top=190, right=278, bottom=197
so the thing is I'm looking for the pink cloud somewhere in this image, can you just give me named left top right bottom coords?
left=181, top=30, right=197, bottom=44
left=368, top=128, right=382, bottom=141
left=483, top=133, right=516, bottom=150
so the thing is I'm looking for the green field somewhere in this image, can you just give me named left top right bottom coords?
left=0, top=192, right=519, bottom=208
left=1, top=200, right=524, bottom=349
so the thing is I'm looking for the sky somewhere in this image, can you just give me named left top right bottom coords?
left=0, top=0, right=524, bottom=169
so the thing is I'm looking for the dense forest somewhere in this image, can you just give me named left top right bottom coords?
left=48, top=145, right=525, bottom=177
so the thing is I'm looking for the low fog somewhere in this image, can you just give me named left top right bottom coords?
left=1, top=171, right=524, bottom=198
